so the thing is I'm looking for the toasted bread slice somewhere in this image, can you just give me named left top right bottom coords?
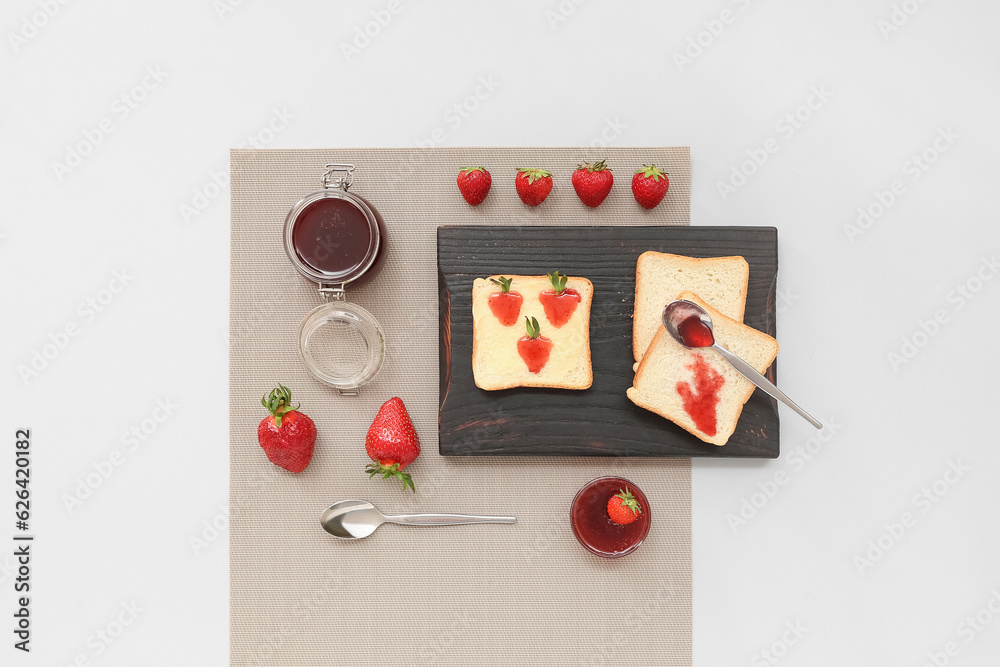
left=472, top=275, right=593, bottom=391
left=627, top=291, right=777, bottom=446
left=632, top=252, right=749, bottom=362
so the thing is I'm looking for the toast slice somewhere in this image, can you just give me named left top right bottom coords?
left=472, top=275, right=593, bottom=391
left=627, top=291, right=777, bottom=446
left=632, top=252, right=749, bottom=362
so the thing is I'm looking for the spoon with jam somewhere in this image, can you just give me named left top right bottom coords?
left=662, top=300, right=822, bottom=428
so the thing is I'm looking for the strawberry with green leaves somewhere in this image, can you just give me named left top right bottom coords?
left=457, top=166, right=492, bottom=206
left=258, top=384, right=317, bottom=473
left=539, top=270, right=581, bottom=327
left=517, top=316, right=553, bottom=373
left=572, top=158, right=614, bottom=208
left=515, top=167, right=553, bottom=206
left=488, top=276, right=522, bottom=326
left=631, top=164, right=669, bottom=209
left=365, top=397, right=421, bottom=492
left=607, top=488, right=641, bottom=525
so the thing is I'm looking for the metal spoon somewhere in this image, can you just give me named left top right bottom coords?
left=320, top=499, right=517, bottom=540
left=662, top=300, right=822, bottom=429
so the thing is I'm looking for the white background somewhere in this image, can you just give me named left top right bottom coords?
left=3, top=1, right=1000, bottom=665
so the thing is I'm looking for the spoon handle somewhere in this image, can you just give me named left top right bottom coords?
left=711, top=344, right=823, bottom=429
left=385, top=513, right=517, bottom=527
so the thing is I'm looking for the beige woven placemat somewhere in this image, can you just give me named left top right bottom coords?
left=230, top=148, right=692, bottom=667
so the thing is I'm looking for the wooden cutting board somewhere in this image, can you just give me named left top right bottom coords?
left=438, top=225, right=779, bottom=458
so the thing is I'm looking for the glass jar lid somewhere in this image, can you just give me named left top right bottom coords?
left=298, top=296, right=385, bottom=395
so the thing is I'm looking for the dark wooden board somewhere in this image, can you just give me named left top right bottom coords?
left=438, top=226, right=779, bottom=458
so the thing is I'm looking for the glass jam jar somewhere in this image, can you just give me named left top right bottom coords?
left=283, top=164, right=387, bottom=395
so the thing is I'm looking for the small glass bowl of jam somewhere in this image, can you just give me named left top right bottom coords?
left=570, top=476, right=651, bottom=558
left=283, top=164, right=387, bottom=395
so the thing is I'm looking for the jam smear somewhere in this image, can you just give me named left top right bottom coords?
left=539, top=288, right=581, bottom=327
left=488, top=292, right=523, bottom=326
left=676, top=355, right=725, bottom=436
left=676, top=315, right=715, bottom=348
left=292, top=198, right=374, bottom=278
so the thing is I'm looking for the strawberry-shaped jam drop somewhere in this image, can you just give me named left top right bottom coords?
left=517, top=316, right=553, bottom=374
left=487, top=276, right=523, bottom=326
left=539, top=270, right=581, bottom=328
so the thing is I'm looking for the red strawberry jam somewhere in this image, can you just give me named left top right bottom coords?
left=291, top=197, right=385, bottom=284
left=676, top=355, right=725, bottom=436
left=518, top=317, right=552, bottom=373
left=517, top=335, right=552, bottom=373
left=539, top=288, right=580, bottom=327
left=676, top=314, right=714, bottom=348
left=488, top=292, right=522, bottom=326
left=571, top=477, right=651, bottom=558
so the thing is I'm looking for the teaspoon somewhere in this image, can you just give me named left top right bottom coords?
left=320, top=499, right=517, bottom=540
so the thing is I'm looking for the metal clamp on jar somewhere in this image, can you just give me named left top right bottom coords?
left=282, top=164, right=387, bottom=395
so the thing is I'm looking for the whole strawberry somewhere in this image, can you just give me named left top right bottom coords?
left=457, top=166, right=492, bottom=206
left=515, top=167, right=553, bottom=206
left=257, top=384, right=317, bottom=473
left=572, top=159, right=614, bottom=208
left=365, top=397, right=421, bottom=492
left=607, top=487, right=641, bottom=525
left=631, top=164, right=670, bottom=210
